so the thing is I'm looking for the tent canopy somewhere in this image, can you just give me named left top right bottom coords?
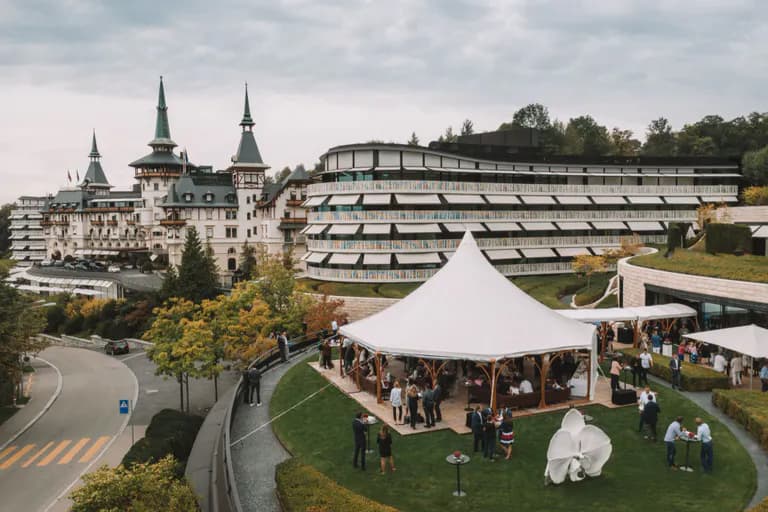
left=683, top=324, right=768, bottom=359
left=556, top=304, right=697, bottom=324
left=339, top=231, right=595, bottom=361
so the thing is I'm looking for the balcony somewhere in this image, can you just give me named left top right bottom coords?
left=91, top=220, right=104, bottom=226
left=159, top=219, right=187, bottom=227
left=84, top=207, right=135, bottom=213
left=40, top=220, right=54, bottom=227
left=107, top=220, right=118, bottom=226
left=286, top=199, right=304, bottom=207
left=308, top=209, right=696, bottom=223
left=134, top=168, right=182, bottom=179
left=278, top=217, right=307, bottom=230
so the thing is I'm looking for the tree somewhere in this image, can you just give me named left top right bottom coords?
left=0, top=204, right=12, bottom=256
left=508, top=103, right=551, bottom=130
left=642, top=117, right=676, bottom=156
left=175, top=227, right=219, bottom=303
left=256, top=254, right=297, bottom=318
left=609, top=128, right=641, bottom=156
left=239, top=242, right=257, bottom=281
left=304, top=295, right=348, bottom=335
left=263, top=175, right=275, bottom=186
left=696, top=203, right=717, bottom=230
left=407, top=132, right=420, bottom=146
left=460, top=119, right=474, bottom=136
left=159, top=265, right=178, bottom=301
left=563, top=116, right=612, bottom=156
left=743, top=146, right=768, bottom=186
left=571, top=254, right=608, bottom=291
left=69, top=455, right=199, bottom=512
left=174, top=318, right=222, bottom=401
left=275, top=166, right=292, bottom=183
left=742, top=186, right=768, bottom=205
left=438, top=126, right=458, bottom=143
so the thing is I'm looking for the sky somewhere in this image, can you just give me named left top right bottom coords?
left=0, top=0, right=766, bottom=203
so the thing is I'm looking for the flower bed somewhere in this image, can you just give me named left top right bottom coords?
left=621, top=348, right=730, bottom=391
left=712, top=389, right=768, bottom=452
left=276, top=458, right=398, bottom=512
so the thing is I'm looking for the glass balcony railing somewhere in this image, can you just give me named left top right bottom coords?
left=308, top=209, right=696, bottom=223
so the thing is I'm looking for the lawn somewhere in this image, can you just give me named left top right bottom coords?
left=631, top=250, right=768, bottom=284
left=271, top=357, right=755, bottom=512
left=296, top=278, right=421, bottom=299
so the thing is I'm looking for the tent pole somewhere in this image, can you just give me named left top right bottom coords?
left=354, top=343, right=361, bottom=391
left=489, top=359, right=497, bottom=411
left=539, top=354, right=550, bottom=408
left=586, top=350, right=592, bottom=399
left=339, top=337, right=344, bottom=378
left=600, top=321, right=608, bottom=362
left=375, top=352, right=382, bottom=404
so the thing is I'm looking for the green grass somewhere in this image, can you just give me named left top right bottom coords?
left=631, top=250, right=768, bottom=284
left=595, top=294, right=619, bottom=309
left=296, top=278, right=421, bottom=299
left=271, top=357, right=755, bottom=512
left=0, top=259, right=15, bottom=275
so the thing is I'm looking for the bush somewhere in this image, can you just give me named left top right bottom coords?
left=276, top=459, right=398, bottom=512
left=713, top=390, right=768, bottom=453
left=622, top=348, right=730, bottom=391
left=743, top=186, right=768, bottom=206
left=122, top=409, right=203, bottom=474
left=141, top=261, right=154, bottom=273
left=666, top=223, right=683, bottom=253
left=45, top=304, right=67, bottom=334
left=705, top=223, right=752, bottom=255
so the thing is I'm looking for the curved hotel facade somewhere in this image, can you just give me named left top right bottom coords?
left=301, top=140, right=741, bottom=282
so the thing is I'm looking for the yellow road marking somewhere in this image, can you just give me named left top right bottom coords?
left=0, top=444, right=35, bottom=469
left=22, top=441, right=54, bottom=468
left=78, top=436, right=110, bottom=463
left=58, top=438, right=90, bottom=465
left=37, top=440, right=70, bottom=467
left=0, top=446, right=16, bottom=462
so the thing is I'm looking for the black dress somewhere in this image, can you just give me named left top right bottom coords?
left=377, top=433, right=392, bottom=457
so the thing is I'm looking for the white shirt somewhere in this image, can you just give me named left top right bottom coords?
left=640, top=353, right=653, bottom=369
left=520, top=380, right=533, bottom=394
left=697, top=423, right=712, bottom=443
left=389, top=387, right=402, bottom=407
left=664, top=421, right=683, bottom=442
left=714, top=354, right=727, bottom=373
left=638, top=390, right=649, bottom=410
left=331, top=320, right=338, bottom=331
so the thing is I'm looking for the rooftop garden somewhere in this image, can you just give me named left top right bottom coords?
left=630, top=250, right=768, bottom=284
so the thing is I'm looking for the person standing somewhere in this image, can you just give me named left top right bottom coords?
left=471, top=406, right=485, bottom=453
left=247, top=366, right=262, bottom=407
left=713, top=352, right=727, bottom=374
left=639, top=348, right=653, bottom=386
left=433, top=380, right=443, bottom=423
left=670, top=356, right=682, bottom=390
left=389, top=380, right=403, bottom=425
left=651, top=330, right=662, bottom=354
left=631, top=356, right=641, bottom=388
left=610, top=357, right=622, bottom=391
left=642, top=394, right=660, bottom=441
left=483, top=414, right=497, bottom=461
left=422, top=382, right=435, bottom=428
left=760, top=362, right=768, bottom=392
left=664, top=416, right=684, bottom=469
left=730, top=355, right=743, bottom=387
left=638, top=386, right=651, bottom=432
left=352, top=412, right=367, bottom=470
left=331, top=318, right=339, bottom=339
left=320, top=339, right=332, bottom=369
left=377, top=424, right=396, bottom=474
left=406, top=380, right=420, bottom=430
left=278, top=331, right=289, bottom=362
left=677, top=342, right=686, bottom=362
left=499, top=414, right=515, bottom=460
left=695, top=417, right=713, bottom=473
left=241, top=368, right=251, bottom=405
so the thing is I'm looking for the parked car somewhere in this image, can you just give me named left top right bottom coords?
left=104, top=340, right=130, bottom=356
left=53, top=260, right=65, bottom=267
left=107, top=265, right=120, bottom=273
left=89, top=261, right=105, bottom=271
left=75, top=262, right=90, bottom=271
left=40, top=259, right=54, bottom=267
left=64, top=262, right=76, bottom=270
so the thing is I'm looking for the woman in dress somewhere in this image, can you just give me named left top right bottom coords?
left=377, top=424, right=395, bottom=474
left=499, top=413, right=515, bottom=460
left=406, top=379, right=420, bottom=430
left=390, top=380, right=403, bottom=424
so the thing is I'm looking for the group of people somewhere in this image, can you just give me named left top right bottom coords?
left=352, top=412, right=396, bottom=474
left=390, top=378, right=443, bottom=429
left=664, top=415, right=714, bottom=473
left=470, top=407, right=515, bottom=461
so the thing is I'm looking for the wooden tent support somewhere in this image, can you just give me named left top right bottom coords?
left=586, top=350, right=592, bottom=401
left=339, top=338, right=344, bottom=378
left=353, top=343, right=361, bottom=391
left=375, top=352, right=382, bottom=404
left=538, top=354, right=551, bottom=408
left=600, top=321, right=608, bottom=362
left=489, top=360, right=497, bottom=411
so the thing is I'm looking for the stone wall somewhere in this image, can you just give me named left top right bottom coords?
left=308, top=293, right=399, bottom=322
left=618, top=258, right=768, bottom=307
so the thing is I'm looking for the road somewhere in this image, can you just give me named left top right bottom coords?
left=0, top=346, right=137, bottom=512
left=27, top=266, right=163, bottom=292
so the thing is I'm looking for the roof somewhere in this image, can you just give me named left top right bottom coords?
left=149, top=77, right=176, bottom=148
left=129, top=150, right=186, bottom=168
left=339, top=231, right=596, bottom=361
left=79, top=132, right=111, bottom=188
left=162, top=173, right=237, bottom=207
left=48, top=189, right=87, bottom=209
left=240, top=83, right=254, bottom=128
left=683, top=324, right=768, bottom=359
left=556, top=304, right=697, bottom=324
left=232, top=131, right=267, bottom=167
left=283, top=165, right=310, bottom=184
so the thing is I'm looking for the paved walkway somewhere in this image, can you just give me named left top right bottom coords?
left=649, top=375, right=768, bottom=509
left=230, top=355, right=311, bottom=512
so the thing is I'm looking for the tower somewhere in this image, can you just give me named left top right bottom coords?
left=80, top=131, right=112, bottom=196
left=229, top=83, right=270, bottom=189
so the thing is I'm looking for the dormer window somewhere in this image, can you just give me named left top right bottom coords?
left=204, top=192, right=214, bottom=203
left=225, top=193, right=236, bottom=203
left=183, top=192, right=193, bottom=202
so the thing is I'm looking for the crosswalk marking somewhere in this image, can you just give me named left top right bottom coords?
left=78, top=436, right=110, bottom=464
left=37, top=440, right=71, bottom=467
left=22, top=441, right=54, bottom=468
left=0, top=446, right=16, bottom=462
left=58, top=437, right=90, bottom=465
left=0, top=444, right=35, bottom=470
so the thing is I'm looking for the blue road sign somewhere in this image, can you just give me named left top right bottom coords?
left=119, top=399, right=130, bottom=415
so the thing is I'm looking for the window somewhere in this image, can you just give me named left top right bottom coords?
left=206, top=209, right=213, bottom=220
left=206, top=227, right=213, bottom=239
left=184, top=193, right=193, bottom=202
left=226, top=227, right=237, bottom=238
left=247, top=229, right=251, bottom=237
left=247, top=212, right=251, bottom=220
left=225, top=210, right=237, bottom=220
left=204, top=193, right=213, bottom=202
left=247, top=196, right=251, bottom=204
left=253, top=226, right=257, bottom=236
left=153, top=183, right=159, bottom=191
left=227, top=258, right=236, bottom=271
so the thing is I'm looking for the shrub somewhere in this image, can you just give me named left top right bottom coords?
left=666, top=223, right=683, bottom=253
left=705, top=223, right=752, bottom=255
left=122, top=409, right=203, bottom=474
left=45, top=304, right=67, bottom=334
left=713, top=390, right=768, bottom=453
left=276, top=459, right=398, bottom=512
left=141, top=261, right=154, bottom=273
left=751, top=496, right=768, bottom=512
left=622, top=348, right=730, bottom=391
left=743, top=185, right=768, bottom=206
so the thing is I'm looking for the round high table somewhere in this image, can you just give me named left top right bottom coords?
left=365, top=415, right=378, bottom=454
left=678, top=434, right=700, bottom=472
left=463, top=381, right=474, bottom=411
left=446, top=453, right=470, bottom=497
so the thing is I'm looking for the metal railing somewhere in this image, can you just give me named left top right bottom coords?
left=309, top=209, right=697, bottom=223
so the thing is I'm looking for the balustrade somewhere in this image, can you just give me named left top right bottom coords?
left=309, top=209, right=696, bottom=223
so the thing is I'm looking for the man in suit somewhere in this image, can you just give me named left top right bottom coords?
left=247, top=366, right=262, bottom=407
left=352, top=412, right=367, bottom=470
left=670, top=356, right=682, bottom=390
left=422, top=382, right=435, bottom=428
left=433, top=380, right=443, bottom=422
left=471, top=406, right=485, bottom=453
left=642, top=394, right=661, bottom=441
left=278, top=331, right=289, bottom=362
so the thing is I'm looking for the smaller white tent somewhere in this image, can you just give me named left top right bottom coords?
left=683, top=324, right=768, bottom=359
left=556, top=304, right=697, bottom=324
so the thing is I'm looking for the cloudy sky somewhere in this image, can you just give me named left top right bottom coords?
left=0, top=0, right=765, bottom=203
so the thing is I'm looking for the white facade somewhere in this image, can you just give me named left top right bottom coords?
left=9, top=196, right=47, bottom=265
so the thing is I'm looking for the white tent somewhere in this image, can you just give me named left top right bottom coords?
left=340, top=231, right=597, bottom=404
left=683, top=324, right=768, bottom=359
left=556, top=304, right=697, bottom=324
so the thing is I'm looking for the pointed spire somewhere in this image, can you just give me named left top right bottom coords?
left=240, top=82, right=254, bottom=129
left=89, top=130, right=101, bottom=160
left=151, top=76, right=176, bottom=147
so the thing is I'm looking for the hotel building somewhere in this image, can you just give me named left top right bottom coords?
left=9, top=196, right=48, bottom=265
left=301, top=132, right=741, bottom=282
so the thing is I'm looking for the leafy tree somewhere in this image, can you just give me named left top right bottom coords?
left=276, top=166, right=292, bottom=182
left=563, top=116, right=612, bottom=156
left=571, top=254, right=608, bottom=292
left=0, top=204, right=12, bottom=256
left=69, top=455, right=199, bottom=512
left=696, top=203, right=718, bottom=230
left=304, top=295, right=348, bottom=335
left=239, top=241, right=257, bottom=280
left=609, top=128, right=641, bottom=156
left=407, top=132, right=420, bottom=146
left=175, top=227, right=219, bottom=303
left=642, top=117, right=676, bottom=156
left=506, top=103, right=552, bottom=130
left=282, top=245, right=294, bottom=270
left=743, top=146, right=768, bottom=186
left=263, top=174, right=275, bottom=186
left=742, top=186, right=768, bottom=205
left=256, top=254, right=296, bottom=318
left=460, top=119, right=474, bottom=136
left=174, top=318, right=222, bottom=400
left=438, top=126, right=458, bottom=143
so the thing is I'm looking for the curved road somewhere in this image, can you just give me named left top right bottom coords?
left=0, top=346, right=137, bottom=511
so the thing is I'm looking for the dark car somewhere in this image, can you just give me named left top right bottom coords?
left=75, top=262, right=90, bottom=271
left=105, top=340, right=130, bottom=355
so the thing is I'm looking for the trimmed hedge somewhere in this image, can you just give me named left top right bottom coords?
left=276, top=459, right=399, bottom=512
left=712, top=389, right=768, bottom=452
left=122, top=409, right=203, bottom=475
left=705, top=223, right=752, bottom=254
left=666, top=223, right=683, bottom=253
left=622, top=348, right=730, bottom=391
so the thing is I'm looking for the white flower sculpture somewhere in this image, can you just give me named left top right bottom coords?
left=544, top=408, right=613, bottom=485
